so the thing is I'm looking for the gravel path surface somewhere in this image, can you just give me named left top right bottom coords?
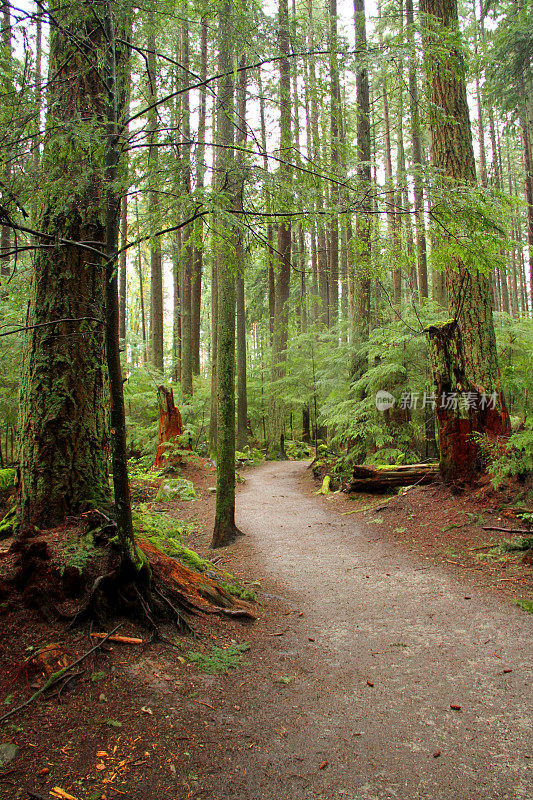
left=202, top=460, right=532, bottom=800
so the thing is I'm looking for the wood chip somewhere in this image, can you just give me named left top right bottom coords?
left=50, top=789, right=79, bottom=800
left=90, top=634, right=144, bottom=645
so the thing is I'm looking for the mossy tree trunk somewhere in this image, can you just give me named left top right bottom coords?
left=17, top=0, right=112, bottom=529
left=421, top=0, right=510, bottom=479
left=235, top=58, right=248, bottom=453
left=351, top=0, right=372, bottom=380
left=211, top=0, right=242, bottom=548
left=147, top=13, right=164, bottom=373
left=268, top=0, right=292, bottom=457
left=180, top=7, right=193, bottom=399
left=103, top=1, right=143, bottom=572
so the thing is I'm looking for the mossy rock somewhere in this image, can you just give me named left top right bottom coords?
left=155, top=478, right=198, bottom=502
left=0, top=469, right=15, bottom=500
left=0, top=507, right=17, bottom=540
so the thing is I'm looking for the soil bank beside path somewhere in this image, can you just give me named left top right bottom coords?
left=201, top=459, right=532, bottom=800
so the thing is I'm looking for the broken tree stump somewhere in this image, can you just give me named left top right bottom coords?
left=154, top=386, right=185, bottom=470
left=348, top=463, right=439, bottom=493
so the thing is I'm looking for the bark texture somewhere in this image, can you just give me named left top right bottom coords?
left=421, top=0, right=510, bottom=477
left=18, top=1, right=110, bottom=528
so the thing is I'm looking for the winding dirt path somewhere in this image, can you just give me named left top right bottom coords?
left=199, top=460, right=532, bottom=800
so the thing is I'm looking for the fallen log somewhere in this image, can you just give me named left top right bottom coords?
left=348, top=463, right=439, bottom=493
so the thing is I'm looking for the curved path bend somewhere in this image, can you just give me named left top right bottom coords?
left=203, top=461, right=532, bottom=800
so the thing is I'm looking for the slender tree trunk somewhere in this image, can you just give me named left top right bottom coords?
left=147, top=15, right=164, bottom=372
left=308, top=9, right=328, bottom=325
left=488, top=108, right=510, bottom=314
left=117, top=16, right=131, bottom=344
left=180, top=9, right=193, bottom=399
left=472, top=0, right=487, bottom=188
left=102, top=2, right=141, bottom=570
left=211, top=0, right=241, bottom=548
left=268, top=0, right=292, bottom=456
left=119, top=195, right=127, bottom=341
left=257, top=70, right=276, bottom=343
left=328, top=0, right=341, bottom=326
left=134, top=197, right=147, bottom=363
left=235, top=58, right=248, bottom=451
left=519, top=110, right=533, bottom=310
left=406, top=0, right=428, bottom=299
left=0, top=0, right=13, bottom=280
left=351, top=0, right=371, bottom=377
left=191, top=17, right=208, bottom=375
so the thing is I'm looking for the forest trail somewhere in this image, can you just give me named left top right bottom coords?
left=197, top=460, right=532, bottom=800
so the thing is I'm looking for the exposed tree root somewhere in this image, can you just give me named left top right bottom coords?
left=4, top=519, right=256, bottom=635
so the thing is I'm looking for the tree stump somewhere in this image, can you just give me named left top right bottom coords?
left=154, top=386, right=185, bottom=470
left=426, top=321, right=510, bottom=480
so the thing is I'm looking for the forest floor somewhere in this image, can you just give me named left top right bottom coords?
left=0, top=458, right=532, bottom=800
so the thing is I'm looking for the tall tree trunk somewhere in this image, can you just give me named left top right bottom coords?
left=171, top=62, right=182, bottom=383
left=191, top=16, right=208, bottom=375
left=211, top=0, right=241, bottom=548
left=488, top=108, right=510, bottom=314
left=421, top=0, right=510, bottom=479
left=268, top=0, right=292, bottom=456
left=134, top=196, right=147, bottom=362
left=180, top=10, right=193, bottom=399
left=406, top=0, right=428, bottom=299
left=0, top=0, right=13, bottom=280
left=117, top=16, right=131, bottom=343
left=519, top=110, right=533, bottom=310
left=472, top=0, right=487, bottom=188
left=18, top=0, right=111, bottom=528
left=328, top=0, right=341, bottom=326
left=258, top=69, right=276, bottom=343
left=351, top=0, right=371, bottom=377
left=103, top=1, right=141, bottom=570
left=119, top=195, right=127, bottom=341
left=147, top=15, right=164, bottom=372
left=235, top=58, right=248, bottom=451
left=307, top=7, right=328, bottom=325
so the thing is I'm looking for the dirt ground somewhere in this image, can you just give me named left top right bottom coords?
left=0, top=458, right=531, bottom=800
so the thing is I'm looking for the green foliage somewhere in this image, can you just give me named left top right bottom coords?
left=0, top=507, right=17, bottom=540
left=285, top=440, right=312, bottom=460
left=0, top=469, right=15, bottom=494
left=155, top=477, right=198, bottom=502
left=235, top=446, right=264, bottom=467
left=495, top=315, right=533, bottom=420
left=514, top=599, right=533, bottom=615
left=477, top=419, right=533, bottom=488
left=59, top=533, right=97, bottom=574
left=429, top=182, right=514, bottom=279
left=186, top=642, right=250, bottom=674
left=133, top=507, right=194, bottom=551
